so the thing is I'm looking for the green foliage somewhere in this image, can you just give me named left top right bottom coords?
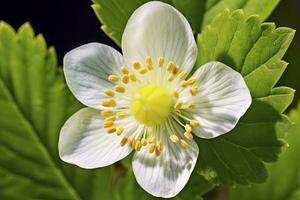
left=194, top=9, right=295, bottom=185
left=229, top=102, right=300, bottom=200
left=92, top=0, right=281, bottom=46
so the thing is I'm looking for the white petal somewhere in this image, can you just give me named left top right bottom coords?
left=59, top=108, right=135, bottom=169
left=184, top=61, right=252, bottom=139
left=63, top=43, right=124, bottom=109
left=122, top=1, right=197, bottom=73
left=132, top=119, right=199, bottom=198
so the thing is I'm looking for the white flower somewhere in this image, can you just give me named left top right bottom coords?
left=58, top=1, right=252, bottom=198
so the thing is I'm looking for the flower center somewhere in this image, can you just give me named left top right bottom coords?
left=130, top=84, right=172, bottom=126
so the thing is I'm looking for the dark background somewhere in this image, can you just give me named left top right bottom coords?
left=1, top=0, right=299, bottom=106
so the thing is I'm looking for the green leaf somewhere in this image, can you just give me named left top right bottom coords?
left=0, top=22, right=118, bottom=200
left=229, top=102, right=300, bottom=200
left=91, top=0, right=281, bottom=46
left=194, top=9, right=295, bottom=185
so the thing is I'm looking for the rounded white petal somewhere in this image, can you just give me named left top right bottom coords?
left=122, top=1, right=197, bottom=73
left=63, top=43, right=124, bottom=110
left=132, top=119, right=199, bottom=198
left=184, top=61, right=252, bottom=139
left=59, top=108, right=134, bottom=169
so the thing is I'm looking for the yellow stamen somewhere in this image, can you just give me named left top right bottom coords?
left=187, top=101, right=196, bottom=109
left=107, top=126, right=116, bottom=134
left=190, top=120, right=200, bottom=127
left=180, top=81, right=188, bottom=88
left=184, top=131, right=193, bottom=140
left=120, top=136, right=128, bottom=147
left=167, top=61, right=175, bottom=71
left=157, top=141, right=164, bottom=151
left=135, top=141, right=142, bottom=151
left=141, top=138, right=147, bottom=146
left=101, top=110, right=113, bottom=117
left=108, top=99, right=117, bottom=107
left=172, top=66, right=179, bottom=75
left=170, top=134, right=179, bottom=143
left=185, top=124, right=192, bottom=133
left=148, top=135, right=155, bottom=143
left=130, top=138, right=136, bottom=149
left=105, top=116, right=116, bottom=122
left=174, top=100, right=183, bottom=109
left=103, top=120, right=114, bottom=128
left=178, top=71, right=187, bottom=79
left=180, top=139, right=189, bottom=149
left=114, top=85, right=126, bottom=93
left=120, top=66, right=129, bottom=74
left=167, top=74, right=174, bottom=82
left=104, top=89, right=115, bottom=97
left=129, top=73, right=137, bottom=82
left=101, top=101, right=111, bottom=107
left=108, top=75, right=119, bottom=82
left=155, top=146, right=161, bottom=157
left=149, top=143, right=156, bottom=153
left=145, top=56, right=153, bottom=70
left=133, top=61, right=142, bottom=70
left=158, top=56, right=164, bottom=68
left=116, top=127, right=124, bottom=136
left=187, top=78, right=196, bottom=85
left=117, top=111, right=127, bottom=118
left=172, top=90, right=179, bottom=98
left=190, top=86, right=199, bottom=96
left=122, top=74, right=129, bottom=84
left=139, top=68, right=147, bottom=75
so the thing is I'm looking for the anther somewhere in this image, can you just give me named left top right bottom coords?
left=101, top=101, right=111, bottom=107
left=122, top=74, right=129, bottom=84
left=107, top=126, right=116, bottom=134
left=103, top=120, right=114, bottom=128
left=148, top=135, right=155, bottom=143
left=108, top=99, right=117, bottom=107
left=170, top=134, right=179, bottom=143
left=130, top=138, right=136, bottom=149
left=187, top=78, right=196, bottom=85
left=157, top=141, right=164, bottom=151
left=158, top=56, right=164, bottom=68
left=174, top=100, right=183, bottom=109
left=133, top=61, right=142, bottom=70
left=105, top=116, right=116, bottom=122
left=141, top=138, right=147, bottom=146
left=120, top=66, right=129, bottom=74
left=167, top=74, right=174, bottom=82
left=180, top=81, right=188, bottom=88
left=145, top=56, right=153, bottom=70
left=135, top=141, right=142, bottom=151
left=178, top=71, right=187, bottom=79
left=104, top=89, right=115, bottom=97
left=120, top=136, right=128, bottom=147
left=180, top=139, right=189, bottom=149
left=114, top=85, right=126, bottom=93
left=117, top=111, right=127, bottom=118
left=172, top=66, right=179, bottom=75
left=190, top=120, right=200, bottom=127
left=155, top=146, right=161, bottom=157
left=167, top=61, right=175, bottom=71
left=187, top=101, right=196, bottom=108
left=129, top=73, right=137, bottom=82
left=172, top=91, right=179, bottom=98
left=185, top=124, right=192, bottom=133
left=116, top=127, right=124, bottom=136
left=101, top=110, right=113, bottom=117
left=184, top=131, right=193, bottom=140
left=139, top=68, right=147, bottom=75
left=108, top=75, right=119, bottom=82
left=149, top=143, right=156, bottom=153
left=190, top=86, right=199, bottom=96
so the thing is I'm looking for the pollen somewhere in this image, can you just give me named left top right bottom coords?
left=107, top=126, right=116, bottom=134
left=103, top=120, right=114, bottom=128
left=116, top=127, right=124, bottom=136
left=167, top=74, right=174, bottom=82
left=190, top=120, right=200, bottom=127
left=129, top=73, right=137, bottom=82
left=184, top=131, right=193, bottom=140
left=108, top=99, right=117, bottom=107
left=120, top=136, right=128, bottom=147
left=180, top=139, right=189, bottom=149
left=105, top=116, right=116, bottom=122
left=145, top=56, right=153, bottom=70
left=130, top=137, right=136, bottom=149
left=178, top=71, right=187, bottom=79
left=172, top=65, right=179, bottom=75
left=120, top=66, right=129, bottom=74
left=185, top=124, right=192, bottom=133
left=180, top=81, right=188, bottom=88
left=117, top=111, right=127, bottom=118
left=172, top=90, right=179, bottom=98
left=104, top=89, right=115, bottom=97
left=190, top=86, right=199, bottom=96
left=122, top=74, right=129, bottom=84
left=141, top=138, right=147, bottom=146
left=170, top=134, right=179, bottom=143
left=187, top=101, right=196, bottom=108
left=135, top=141, right=142, bottom=151
left=167, top=61, right=175, bottom=71
left=187, top=78, right=196, bottom=85
left=155, top=146, right=161, bottom=157
left=101, top=110, right=113, bottom=117
left=158, top=56, right=164, bottom=68
left=174, top=100, right=183, bottom=109
left=139, top=68, right=147, bottom=74
left=108, top=75, right=119, bottom=82
left=148, top=135, right=155, bottom=143
left=149, top=143, right=156, bottom=153
left=114, top=85, right=126, bottom=93
left=133, top=61, right=142, bottom=70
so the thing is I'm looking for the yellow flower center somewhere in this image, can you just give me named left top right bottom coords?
left=130, top=84, right=172, bottom=126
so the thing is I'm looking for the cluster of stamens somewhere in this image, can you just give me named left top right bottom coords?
left=100, top=55, right=201, bottom=157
